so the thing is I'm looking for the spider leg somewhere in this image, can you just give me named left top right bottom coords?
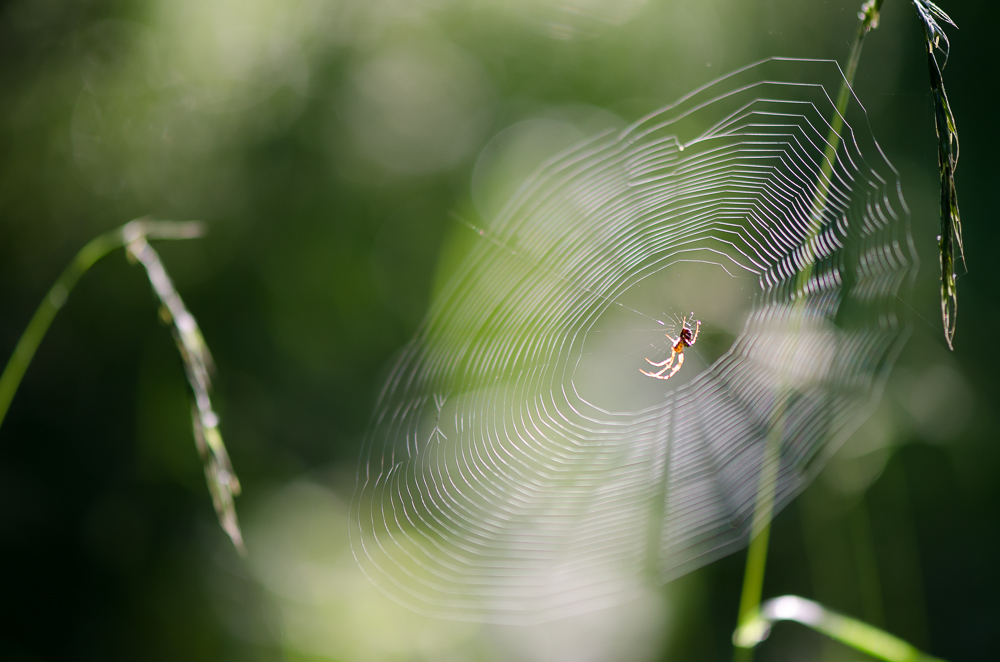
left=646, top=332, right=679, bottom=365
left=641, top=348, right=676, bottom=377
left=663, top=350, right=685, bottom=379
left=643, top=350, right=686, bottom=380
left=689, top=320, right=701, bottom=345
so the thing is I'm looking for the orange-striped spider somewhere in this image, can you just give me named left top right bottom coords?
left=640, top=315, right=701, bottom=380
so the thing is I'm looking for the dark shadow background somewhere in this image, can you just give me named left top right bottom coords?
left=0, top=0, right=996, bottom=660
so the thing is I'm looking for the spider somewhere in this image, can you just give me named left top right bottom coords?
left=640, top=315, right=701, bottom=380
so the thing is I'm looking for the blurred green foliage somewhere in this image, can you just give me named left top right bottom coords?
left=1, top=1, right=997, bottom=660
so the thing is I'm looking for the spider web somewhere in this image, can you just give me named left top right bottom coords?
left=350, top=58, right=916, bottom=624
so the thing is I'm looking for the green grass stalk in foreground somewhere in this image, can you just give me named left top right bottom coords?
left=0, top=218, right=245, bottom=554
left=734, top=595, right=945, bottom=662
left=735, top=2, right=957, bottom=660
left=733, top=2, right=883, bottom=660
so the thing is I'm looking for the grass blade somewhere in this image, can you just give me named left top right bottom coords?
left=124, top=230, right=245, bottom=554
left=734, top=595, right=946, bottom=662
left=912, top=0, right=963, bottom=349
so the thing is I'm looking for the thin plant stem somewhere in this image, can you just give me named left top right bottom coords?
left=0, top=218, right=245, bottom=554
left=801, top=0, right=884, bottom=287
left=0, top=219, right=203, bottom=428
left=732, top=3, right=884, bottom=659
left=0, top=231, right=120, bottom=429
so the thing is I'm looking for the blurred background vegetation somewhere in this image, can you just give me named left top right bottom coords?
left=0, top=0, right=996, bottom=660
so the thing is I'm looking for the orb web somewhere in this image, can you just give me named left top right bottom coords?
left=350, top=58, right=916, bottom=624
